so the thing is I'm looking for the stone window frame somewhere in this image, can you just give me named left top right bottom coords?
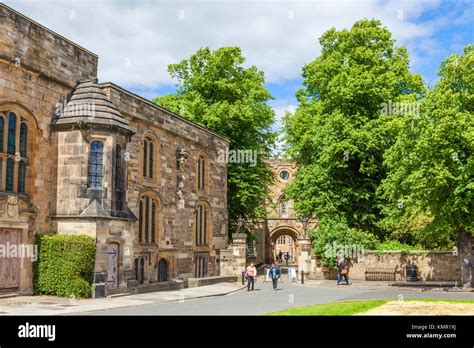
left=113, top=142, right=126, bottom=214
left=0, top=109, right=33, bottom=195
left=137, top=191, right=161, bottom=245
left=278, top=194, right=288, bottom=218
left=87, top=140, right=105, bottom=189
left=279, top=169, right=290, bottom=181
left=196, top=152, right=210, bottom=194
left=194, top=201, right=212, bottom=248
left=141, top=131, right=160, bottom=186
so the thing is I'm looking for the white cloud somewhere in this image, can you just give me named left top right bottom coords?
left=5, top=0, right=451, bottom=90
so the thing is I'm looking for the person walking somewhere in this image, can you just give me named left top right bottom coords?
left=278, top=251, right=283, bottom=263
left=337, top=256, right=351, bottom=286
left=284, top=252, right=289, bottom=265
left=269, top=262, right=281, bottom=290
left=245, top=262, right=257, bottom=291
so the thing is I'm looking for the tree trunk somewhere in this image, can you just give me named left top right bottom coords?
left=457, top=228, right=473, bottom=288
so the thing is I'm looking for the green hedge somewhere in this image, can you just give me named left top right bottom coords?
left=34, top=234, right=96, bottom=298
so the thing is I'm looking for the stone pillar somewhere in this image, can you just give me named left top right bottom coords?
left=220, top=233, right=247, bottom=276
left=458, top=229, right=473, bottom=288
left=297, top=238, right=312, bottom=273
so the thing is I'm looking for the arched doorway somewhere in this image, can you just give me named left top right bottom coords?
left=267, top=227, right=300, bottom=265
left=157, top=258, right=168, bottom=282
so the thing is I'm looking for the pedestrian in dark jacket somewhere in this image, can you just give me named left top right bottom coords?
left=337, top=256, right=351, bottom=286
left=269, top=262, right=281, bottom=290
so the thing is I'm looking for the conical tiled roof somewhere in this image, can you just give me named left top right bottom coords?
left=52, top=79, right=133, bottom=135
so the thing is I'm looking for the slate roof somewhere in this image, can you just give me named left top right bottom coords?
left=52, top=79, right=134, bottom=135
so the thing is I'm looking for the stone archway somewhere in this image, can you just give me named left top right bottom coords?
left=266, top=226, right=300, bottom=264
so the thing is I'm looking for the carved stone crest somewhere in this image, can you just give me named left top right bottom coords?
left=7, top=195, right=19, bottom=217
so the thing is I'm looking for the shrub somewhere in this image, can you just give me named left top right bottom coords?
left=375, top=240, right=422, bottom=251
left=310, top=219, right=379, bottom=269
left=34, top=234, right=96, bottom=298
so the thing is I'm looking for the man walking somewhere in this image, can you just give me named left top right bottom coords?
left=245, top=262, right=257, bottom=291
left=269, top=262, right=281, bottom=290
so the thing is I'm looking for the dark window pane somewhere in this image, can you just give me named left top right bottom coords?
left=151, top=200, right=156, bottom=243
left=114, top=145, right=123, bottom=212
left=88, top=141, right=104, bottom=188
left=197, top=158, right=201, bottom=189
left=18, top=161, right=26, bottom=193
left=19, top=123, right=27, bottom=157
left=143, top=140, right=147, bottom=177
left=7, top=112, right=16, bottom=155
left=0, top=116, right=4, bottom=152
left=201, top=158, right=205, bottom=189
left=149, top=142, right=153, bottom=179
left=138, top=200, right=143, bottom=242
left=6, top=158, right=14, bottom=191
left=145, top=196, right=150, bottom=242
left=202, top=208, right=207, bottom=244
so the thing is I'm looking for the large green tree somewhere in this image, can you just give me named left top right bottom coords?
left=154, top=47, right=276, bottom=235
left=380, top=45, right=473, bottom=286
left=283, top=19, right=424, bottom=235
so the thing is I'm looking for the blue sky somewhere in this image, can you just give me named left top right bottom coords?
left=6, top=0, right=473, bottom=131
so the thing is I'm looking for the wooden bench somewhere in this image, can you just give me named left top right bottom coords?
left=365, top=267, right=396, bottom=281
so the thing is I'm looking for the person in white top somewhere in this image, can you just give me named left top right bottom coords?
left=245, top=262, right=257, bottom=291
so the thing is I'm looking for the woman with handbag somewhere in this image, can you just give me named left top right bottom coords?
left=337, top=256, right=351, bottom=286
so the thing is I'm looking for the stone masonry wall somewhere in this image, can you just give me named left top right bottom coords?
left=309, top=251, right=461, bottom=282
left=0, top=4, right=98, bottom=88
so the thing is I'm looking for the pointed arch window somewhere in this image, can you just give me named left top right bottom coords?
left=20, top=123, right=28, bottom=157
left=7, top=112, right=16, bottom=155
left=197, top=155, right=206, bottom=191
left=88, top=141, right=104, bottom=188
left=143, top=138, right=157, bottom=180
left=0, top=112, right=29, bottom=194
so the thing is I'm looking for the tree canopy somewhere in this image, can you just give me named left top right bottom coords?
left=379, top=45, right=474, bottom=246
left=283, top=19, right=424, bottom=236
left=153, top=47, right=276, bottom=234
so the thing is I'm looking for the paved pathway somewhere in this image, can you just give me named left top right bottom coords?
left=1, top=278, right=472, bottom=316
left=0, top=283, right=244, bottom=316
left=87, top=278, right=474, bottom=315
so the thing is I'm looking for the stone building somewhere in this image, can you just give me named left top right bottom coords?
left=248, top=158, right=316, bottom=268
left=0, top=4, right=229, bottom=296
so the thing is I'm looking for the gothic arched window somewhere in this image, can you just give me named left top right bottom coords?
left=0, top=112, right=30, bottom=194
left=197, top=155, right=206, bottom=190
left=142, top=138, right=157, bottom=180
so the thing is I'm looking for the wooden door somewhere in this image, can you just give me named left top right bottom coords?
left=106, top=243, right=119, bottom=290
left=0, top=229, right=21, bottom=289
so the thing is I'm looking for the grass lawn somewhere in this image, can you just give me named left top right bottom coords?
left=267, top=299, right=474, bottom=316
left=267, top=300, right=388, bottom=316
